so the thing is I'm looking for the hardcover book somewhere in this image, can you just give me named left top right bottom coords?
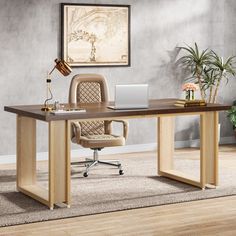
left=174, top=99, right=206, bottom=107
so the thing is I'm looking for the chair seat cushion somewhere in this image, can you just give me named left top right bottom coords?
left=79, top=134, right=125, bottom=148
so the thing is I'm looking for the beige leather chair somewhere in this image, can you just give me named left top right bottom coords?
left=69, top=74, right=128, bottom=177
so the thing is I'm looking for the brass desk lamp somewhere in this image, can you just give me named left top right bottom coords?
left=41, top=59, right=72, bottom=111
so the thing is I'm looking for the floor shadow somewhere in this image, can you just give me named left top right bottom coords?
left=0, top=192, right=47, bottom=213
left=147, top=176, right=198, bottom=190
left=0, top=169, right=17, bottom=183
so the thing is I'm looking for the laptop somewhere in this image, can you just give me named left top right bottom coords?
left=108, top=84, right=149, bottom=110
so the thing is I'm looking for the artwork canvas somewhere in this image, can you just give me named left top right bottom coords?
left=61, top=4, right=130, bottom=67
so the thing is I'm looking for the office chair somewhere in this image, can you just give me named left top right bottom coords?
left=69, top=74, right=128, bottom=177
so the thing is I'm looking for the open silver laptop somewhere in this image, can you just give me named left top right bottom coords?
left=108, top=84, right=149, bottom=110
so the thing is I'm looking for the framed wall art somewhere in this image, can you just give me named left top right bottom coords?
left=61, top=3, right=130, bottom=67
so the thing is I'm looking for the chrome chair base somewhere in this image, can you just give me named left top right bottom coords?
left=72, top=149, right=124, bottom=177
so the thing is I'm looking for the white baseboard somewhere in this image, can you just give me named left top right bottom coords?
left=0, top=136, right=235, bottom=165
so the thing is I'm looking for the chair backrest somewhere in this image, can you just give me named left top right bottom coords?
left=69, top=74, right=110, bottom=136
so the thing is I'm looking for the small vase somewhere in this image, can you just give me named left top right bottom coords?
left=185, top=90, right=191, bottom=100
left=185, top=90, right=195, bottom=100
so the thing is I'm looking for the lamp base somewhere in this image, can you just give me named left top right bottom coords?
left=41, top=106, right=53, bottom=111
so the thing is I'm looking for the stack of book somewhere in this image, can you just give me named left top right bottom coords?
left=174, top=99, right=206, bottom=107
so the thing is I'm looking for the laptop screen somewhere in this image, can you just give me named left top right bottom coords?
left=114, top=84, right=149, bottom=109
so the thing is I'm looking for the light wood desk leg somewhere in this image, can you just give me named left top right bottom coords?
left=157, top=116, right=175, bottom=175
left=66, top=120, right=71, bottom=208
left=200, top=112, right=219, bottom=187
left=17, top=115, right=36, bottom=189
left=49, top=120, right=71, bottom=209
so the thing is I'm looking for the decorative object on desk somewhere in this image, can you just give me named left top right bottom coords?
left=53, top=101, right=61, bottom=110
left=227, top=100, right=236, bottom=138
left=174, top=99, right=206, bottom=107
left=182, top=83, right=198, bottom=100
left=177, top=42, right=236, bottom=103
left=41, top=59, right=72, bottom=111
left=61, top=3, right=130, bottom=67
left=50, top=108, right=86, bottom=115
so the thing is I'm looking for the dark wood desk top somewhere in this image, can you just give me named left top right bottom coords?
left=4, top=99, right=231, bottom=122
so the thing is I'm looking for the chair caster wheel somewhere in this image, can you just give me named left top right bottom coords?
left=83, top=172, right=88, bottom=177
left=119, top=170, right=124, bottom=175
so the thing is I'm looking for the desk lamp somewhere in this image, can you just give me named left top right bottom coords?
left=41, top=59, right=72, bottom=111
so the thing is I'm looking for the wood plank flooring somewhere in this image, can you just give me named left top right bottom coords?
left=0, top=145, right=236, bottom=236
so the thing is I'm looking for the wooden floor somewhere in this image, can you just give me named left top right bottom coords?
left=1, top=145, right=236, bottom=236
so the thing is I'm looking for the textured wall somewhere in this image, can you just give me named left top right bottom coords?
left=0, top=0, right=236, bottom=155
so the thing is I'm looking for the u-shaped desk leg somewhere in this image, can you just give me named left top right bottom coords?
left=157, top=112, right=219, bottom=189
left=16, top=115, right=71, bottom=209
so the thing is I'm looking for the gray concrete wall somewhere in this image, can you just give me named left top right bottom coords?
left=0, top=0, right=236, bottom=155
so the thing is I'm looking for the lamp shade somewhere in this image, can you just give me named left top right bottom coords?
left=54, top=59, right=72, bottom=76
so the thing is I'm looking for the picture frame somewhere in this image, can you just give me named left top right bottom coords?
left=61, top=3, right=131, bottom=67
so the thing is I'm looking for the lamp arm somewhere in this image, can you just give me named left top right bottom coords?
left=43, top=83, right=53, bottom=107
left=41, top=73, right=54, bottom=111
left=48, top=66, right=56, bottom=76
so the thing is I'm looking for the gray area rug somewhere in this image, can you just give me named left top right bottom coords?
left=0, top=151, right=236, bottom=227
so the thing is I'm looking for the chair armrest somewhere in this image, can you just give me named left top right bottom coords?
left=110, top=120, right=129, bottom=140
left=71, top=121, right=81, bottom=143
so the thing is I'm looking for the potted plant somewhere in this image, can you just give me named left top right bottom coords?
left=227, top=100, right=236, bottom=138
left=203, top=52, right=236, bottom=103
left=176, top=43, right=211, bottom=101
left=177, top=43, right=236, bottom=103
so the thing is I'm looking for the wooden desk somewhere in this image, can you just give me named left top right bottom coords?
left=4, top=99, right=230, bottom=209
